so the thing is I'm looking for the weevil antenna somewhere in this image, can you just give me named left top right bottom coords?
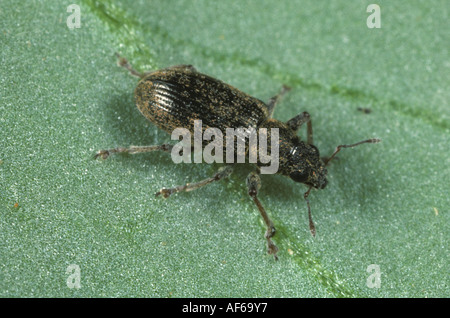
left=324, top=138, right=381, bottom=166
left=304, top=186, right=316, bottom=237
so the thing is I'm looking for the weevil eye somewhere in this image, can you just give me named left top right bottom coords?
left=290, top=171, right=309, bottom=183
left=310, top=144, right=319, bottom=154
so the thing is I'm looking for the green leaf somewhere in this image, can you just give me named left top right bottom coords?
left=1, top=0, right=448, bottom=297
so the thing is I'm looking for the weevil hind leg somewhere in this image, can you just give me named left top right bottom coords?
left=155, top=165, right=234, bottom=198
left=246, top=170, right=278, bottom=260
left=116, top=53, right=198, bottom=78
left=94, top=144, right=174, bottom=160
left=114, top=53, right=151, bottom=78
left=266, top=85, right=291, bottom=118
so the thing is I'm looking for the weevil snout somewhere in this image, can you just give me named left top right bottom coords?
left=290, top=166, right=328, bottom=189
left=317, top=176, right=328, bottom=189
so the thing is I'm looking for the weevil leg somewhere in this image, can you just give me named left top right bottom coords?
left=155, top=165, right=234, bottom=198
left=116, top=52, right=197, bottom=78
left=303, top=186, right=316, bottom=237
left=166, top=64, right=197, bottom=72
left=94, top=144, right=173, bottom=160
left=286, top=111, right=314, bottom=145
left=114, top=53, right=151, bottom=78
left=267, top=85, right=291, bottom=117
left=246, top=170, right=278, bottom=260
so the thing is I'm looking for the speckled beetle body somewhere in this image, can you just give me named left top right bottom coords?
left=135, top=65, right=269, bottom=141
left=95, top=55, right=380, bottom=260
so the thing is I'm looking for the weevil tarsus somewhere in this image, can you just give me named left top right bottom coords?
left=94, top=144, right=173, bottom=160
left=115, top=53, right=147, bottom=78
left=246, top=170, right=279, bottom=260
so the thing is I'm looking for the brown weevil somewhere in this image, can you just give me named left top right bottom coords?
left=95, top=54, right=380, bottom=260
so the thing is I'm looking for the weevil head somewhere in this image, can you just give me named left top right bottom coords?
left=257, top=118, right=328, bottom=189
left=284, top=140, right=328, bottom=189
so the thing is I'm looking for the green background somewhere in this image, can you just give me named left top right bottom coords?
left=1, top=0, right=448, bottom=297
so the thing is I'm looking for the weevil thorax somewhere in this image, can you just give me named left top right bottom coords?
left=258, top=118, right=328, bottom=189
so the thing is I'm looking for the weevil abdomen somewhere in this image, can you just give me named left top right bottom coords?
left=134, top=67, right=270, bottom=136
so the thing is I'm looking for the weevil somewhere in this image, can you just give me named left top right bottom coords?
left=95, top=54, right=380, bottom=260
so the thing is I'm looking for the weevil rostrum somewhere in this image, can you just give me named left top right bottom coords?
left=95, top=54, right=380, bottom=260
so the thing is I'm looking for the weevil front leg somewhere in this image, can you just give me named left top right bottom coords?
left=155, top=165, right=234, bottom=198
left=266, top=85, right=291, bottom=118
left=246, top=171, right=278, bottom=260
left=94, top=144, right=174, bottom=159
left=286, top=111, right=313, bottom=145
